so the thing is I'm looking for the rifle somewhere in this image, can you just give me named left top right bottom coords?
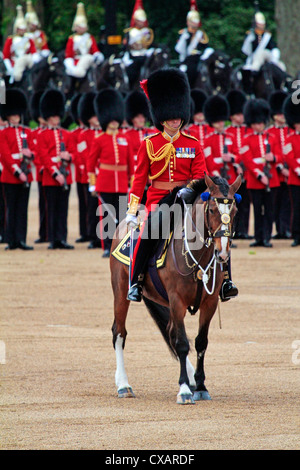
left=263, top=133, right=272, bottom=193
left=20, top=128, right=33, bottom=189
left=59, top=130, right=69, bottom=191
left=220, top=140, right=230, bottom=181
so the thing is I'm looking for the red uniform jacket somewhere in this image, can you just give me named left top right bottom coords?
left=203, top=131, right=239, bottom=184
left=130, top=131, right=207, bottom=209
left=239, top=131, right=282, bottom=190
left=188, top=123, right=212, bottom=148
left=267, top=125, right=290, bottom=183
left=283, top=131, right=300, bottom=186
left=87, top=131, right=134, bottom=193
left=0, top=125, right=35, bottom=184
left=37, top=127, right=74, bottom=186
left=65, top=33, right=99, bottom=64
left=125, top=127, right=157, bottom=172
left=31, top=126, right=46, bottom=182
left=26, top=30, right=49, bottom=52
left=75, top=127, right=102, bottom=184
left=226, top=125, right=253, bottom=182
left=3, top=36, right=36, bottom=65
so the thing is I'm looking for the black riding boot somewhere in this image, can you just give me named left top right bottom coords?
left=220, top=257, right=238, bottom=302
left=127, top=234, right=154, bottom=302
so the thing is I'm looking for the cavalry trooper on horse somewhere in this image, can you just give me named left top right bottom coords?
left=122, top=0, right=155, bottom=89
left=241, top=5, right=286, bottom=94
left=64, top=2, right=104, bottom=79
left=175, top=0, right=214, bottom=87
left=25, top=0, right=51, bottom=62
left=2, top=5, right=39, bottom=84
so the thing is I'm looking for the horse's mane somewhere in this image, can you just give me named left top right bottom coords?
left=189, top=176, right=230, bottom=197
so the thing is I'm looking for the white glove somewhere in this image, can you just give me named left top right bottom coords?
left=295, top=167, right=300, bottom=176
left=126, top=214, right=138, bottom=228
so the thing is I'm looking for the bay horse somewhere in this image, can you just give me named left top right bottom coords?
left=110, top=174, right=242, bottom=404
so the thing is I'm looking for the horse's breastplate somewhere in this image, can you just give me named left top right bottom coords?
left=11, top=37, right=31, bottom=58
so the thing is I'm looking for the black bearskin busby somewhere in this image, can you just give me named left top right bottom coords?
left=40, top=89, right=65, bottom=120
left=141, top=68, right=191, bottom=132
left=70, top=93, right=82, bottom=124
left=94, top=88, right=124, bottom=131
left=226, top=89, right=247, bottom=116
left=283, top=94, right=300, bottom=129
left=191, top=88, right=207, bottom=115
left=78, top=92, right=97, bottom=127
left=0, top=88, right=27, bottom=120
left=243, top=98, right=270, bottom=126
left=269, top=90, right=288, bottom=117
left=29, top=90, right=44, bottom=122
left=203, top=94, right=229, bottom=126
left=125, top=90, right=150, bottom=126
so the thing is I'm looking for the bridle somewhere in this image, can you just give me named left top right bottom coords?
left=204, top=195, right=236, bottom=240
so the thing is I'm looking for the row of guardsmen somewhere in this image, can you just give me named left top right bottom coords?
left=1, top=84, right=300, bottom=253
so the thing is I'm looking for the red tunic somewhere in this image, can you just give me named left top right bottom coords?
left=31, top=126, right=46, bottom=182
left=203, top=131, right=239, bottom=185
left=0, top=125, right=35, bottom=184
left=87, top=131, right=134, bottom=193
left=65, top=33, right=99, bottom=64
left=37, top=127, right=74, bottom=186
left=188, top=123, right=212, bottom=148
left=283, top=131, right=300, bottom=186
left=267, top=125, right=290, bottom=183
left=239, top=131, right=282, bottom=189
left=3, top=36, right=36, bottom=65
left=125, top=127, right=157, bottom=172
left=75, top=127, right=102, bottom=184
left=130, top=131, right=207, bottom=209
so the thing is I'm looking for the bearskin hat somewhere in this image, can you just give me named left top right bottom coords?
left=40, top=89, right=65, bottom=120
left=125, top=90, right=150, bottom=126
left=94, top=88, right=124, bottom=131
left=203, top=94, right=229, bottom=126
left=191, top=88, right=207, bottom=114
left=29, top=90, right=44, bottom=122
left=70, top=93, right=82, bottom=124
left=78, top=92, right=97, bottom=127
left=269, top=90, right=288, bottom=117
left=226, top=89, right=247, bottom=116
left=243, top=98, right=270, bottom=126
left=0, top=88, right=27, bottom=119
left=141, top=68, right=190, bottom=132
left=283, top=94, right=300, bottom=129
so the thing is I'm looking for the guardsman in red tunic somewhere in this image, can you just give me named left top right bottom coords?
left=38, top=90, right=74, bottom=250
left=225, top=89, right=252, bottom=240
left=203, top=94, right=241, bottom=185
left=188, top=88, right=211, bottom=148
left=29, top=91, right=48, bottom=244
left=283, top=95, right=300, bottom=247
left=267, top=90, right=291, bottom=240
left=240, top=99, right=281, bottom=247
left=64, top=2, right=104, bottom=79
left=0, top=114, right=8, bottom=244
left=87, top=89, right=134, bottom=257
left=126, top=68, right=208, bottom=302
left=0, top=89, right=35, bottom=250
left=75, top=92, right=102, bottom=248
left=25, top=1, right=50, bottom=61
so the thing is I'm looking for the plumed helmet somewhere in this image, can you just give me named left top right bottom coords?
left=191, top=88, right=207, bottom=114
left=243, top=98, right=270, bottom=126
left=25, top=1, right=40, bottom=26
left=203, top=94, right=230, bottom=126
left=0, top=88, right=27, bottom=119
left=40, top=89, right=65, bottom=120
left=187, top=0, right=201, bottom=26
left=269, top=90, right=288, bottom=117
left=72, top=2, right=88, bottom=31
left=141, top=68, right=191, bottom=132
left=125, top=90, right=150, bottom=125
left=13, top=5, right=27, bottom=33
left=29, top=90, right=44, bottom=121
left=130, top=1, right=148, bottom=27
left=94, top=88, right=124, bottom=131
left=226, top=89, right=247, bottom=116
left=78, top=91, right=97, bottom=127
left=283, top=94, right=300, bottom=128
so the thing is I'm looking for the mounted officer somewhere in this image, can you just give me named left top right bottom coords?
left=25, top=0, right=51, bottom=61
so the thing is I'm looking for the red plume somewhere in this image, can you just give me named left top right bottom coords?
left=140, top=79, right=149, bottom=99
left=190, top=0, right=198, bottom=10
left=130, top=0, right=148, bottom=27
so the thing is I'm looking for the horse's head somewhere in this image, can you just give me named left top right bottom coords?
left=202, top=173, right=242, bottom=263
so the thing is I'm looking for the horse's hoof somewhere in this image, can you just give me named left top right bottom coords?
left=193, top=390, right=211, bottom=401
left=176, top=393, right=195, bottom=405
left=117, top=387, right=135, bottom=398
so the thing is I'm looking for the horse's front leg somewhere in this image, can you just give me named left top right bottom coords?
left=169, top=300, right=195, bottom=405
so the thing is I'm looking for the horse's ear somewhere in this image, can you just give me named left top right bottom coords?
left=204, top=172, right=217, bottom=192
left=229, top=174, right=242, bottom=194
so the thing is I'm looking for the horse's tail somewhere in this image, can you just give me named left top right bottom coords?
left=143, top=296, right=178, bottom=359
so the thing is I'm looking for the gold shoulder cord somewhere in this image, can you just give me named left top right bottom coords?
left=146, top=139, right=176, bottom=180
